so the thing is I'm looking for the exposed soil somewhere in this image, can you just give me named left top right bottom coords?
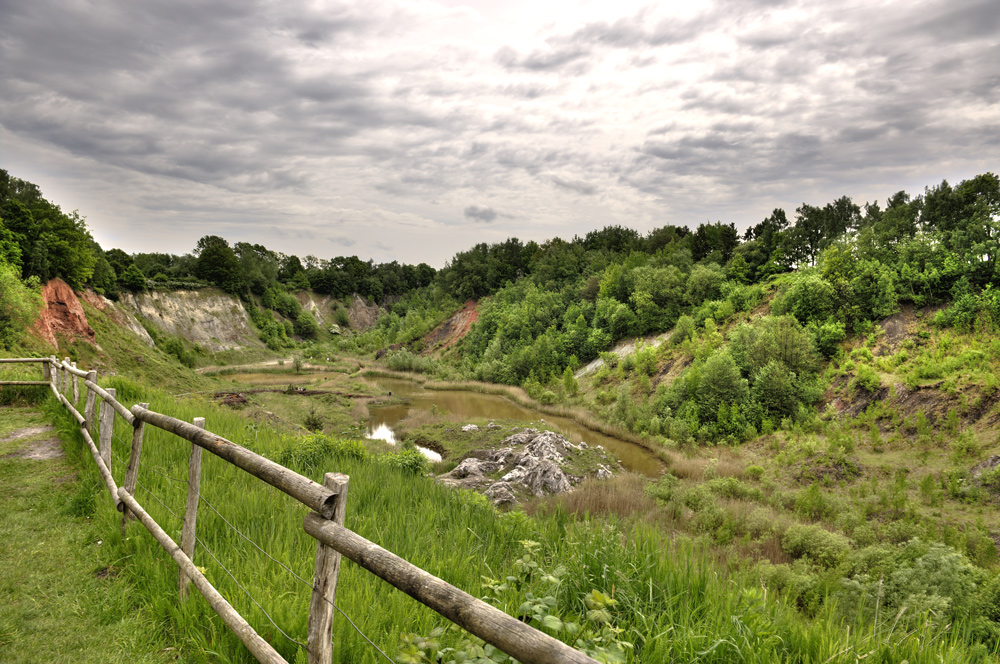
left=1, top=425, right=54, bottom=442
left=1, top=426, right=63, bottom=460
left=34, top=278, right=97, bottom=348
left=423, top=300, right=479, bottom=353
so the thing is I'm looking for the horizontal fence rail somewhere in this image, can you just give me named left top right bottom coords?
left=4, top=356, right=601, bottom=664
left=130, top=405, right=341, bottom=519
left=303, top=514, right=599, bottom=664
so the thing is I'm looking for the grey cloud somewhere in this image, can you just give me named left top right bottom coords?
left=464, top=205, right=497, bottom=222
left=911, top=0, right=1000, bottom=41
left=549, top=176, right=597, bottom=195
left=495, top=45, right=592, bottom=72
left=567, top=10, right=715, bottom=48
left=330, top=236, right=357, bottom=247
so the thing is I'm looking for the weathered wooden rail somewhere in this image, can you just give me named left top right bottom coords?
left=1, top=357, right=600, bottom=664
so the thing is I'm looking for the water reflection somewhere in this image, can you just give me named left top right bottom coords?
left=366, top=422, right=442, bottom=462
left=365, top=378, right=662, bottom=476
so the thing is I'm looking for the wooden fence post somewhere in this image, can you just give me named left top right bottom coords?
left=41, top=358, right=50, bottom=382
left=62, top=357, right=70, bottom=396
left=121, top=402, right=149, bottom=533
left=98, top=387, right=116, bottom=474
left=84, top=370, right=98, bottom=435
left=49, top=356, right=59, bottom=390
left=179, top=416, right=205, bottom=599
left=71, top=362, right=80, bottom=404
left=307, top=473, right=349, bottom=664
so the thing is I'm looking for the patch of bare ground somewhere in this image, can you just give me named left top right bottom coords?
left=346, top=294, right=383, bottom=330
left=1, top=426, right=64, bottom=461
left=4, top=438, right=64, bottom=460
left=422, top=300, right=479, bottom=353
left=1, top=425, right=54, bottom=442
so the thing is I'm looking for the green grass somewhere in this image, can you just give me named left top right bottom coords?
left=0, top=403, right=171, bottom=664
left=44, top=375, right=1000, bottom=663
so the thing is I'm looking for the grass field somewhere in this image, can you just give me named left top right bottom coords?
left=39, top=370, right=1000, bottom=664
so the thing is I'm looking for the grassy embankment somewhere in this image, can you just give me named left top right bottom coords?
left=31, top=353, right=999, bottom=663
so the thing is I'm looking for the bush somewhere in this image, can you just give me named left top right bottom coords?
left=381, top=449, right=429, bottom=475
left=386, top=349, right=438, bottom=374
left=294, top=310, right=320, bottom=337
left=705, top=477, right=764, bottom=501
left=644, top=474, right=679, bottom=503
left=811, top=319, right=846, bottom=358
left=852, top=364, right=880, bottom=393
left=782, top=524, right=851, bottom=567
left=670, top=315, right=695, bottom=346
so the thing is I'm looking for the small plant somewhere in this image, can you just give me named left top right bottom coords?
left=398, top=541, right=633, bottom=663
left=304, top=407, right=324, bottom=433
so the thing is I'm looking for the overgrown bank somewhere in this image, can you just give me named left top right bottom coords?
left=35, top=367, right=1000, bottom=663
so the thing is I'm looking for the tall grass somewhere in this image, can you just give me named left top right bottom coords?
left=49, top=377, right=999, bottom=664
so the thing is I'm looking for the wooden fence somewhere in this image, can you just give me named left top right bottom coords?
left=0, top=357, right=599, bottom=664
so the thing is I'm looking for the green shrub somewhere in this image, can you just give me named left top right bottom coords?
left=0, top=262, right=41, bottom=350
left=386, top=349, right=438, bottom=374
left=381, top=449, right=429, bottom=475
left=852, top=364, right=881, bottom=393
left=705, top=477, right=764, bottom=501
left=794, top=483, right=838, bottom=521
left=782, top=524, right=851, bottom=567
left=644, top=474, right=679, bottom=503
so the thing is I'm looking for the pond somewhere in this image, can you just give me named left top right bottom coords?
left=364, top=378, right=663, bottom=476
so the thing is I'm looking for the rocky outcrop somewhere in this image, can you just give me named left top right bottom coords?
left=119, top=289, right=259, bottom=351
left=437, top=429, right=614, bottom=506
left=34, top=279, right=96, bottom=348
left=347, top=295, right=382, bottom=330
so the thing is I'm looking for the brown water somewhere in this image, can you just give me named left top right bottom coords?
left=365, top=378, right=663, bottom=476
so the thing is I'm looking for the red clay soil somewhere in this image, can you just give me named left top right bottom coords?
left=423, top=300, right=479, bottom=353
left=33, top=278, right=96, bottom=348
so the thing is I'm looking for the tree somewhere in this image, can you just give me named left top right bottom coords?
left=194, top=235, right=244, bottom=294
left=294, top=310, right=320, bottom=337
left=691, top=221, right=739, bottom=263
left=120, top=263, right=148, bottom=292
left=685, top=263, right=725, bottom=305
left=104, top=247, right=133, bottom=277
left=89, top=253, right=119, bottom=299
left=697, top=351, right=749, bottom=420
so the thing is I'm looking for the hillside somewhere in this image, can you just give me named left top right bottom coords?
left=3, top=168, right=1000, bottom=661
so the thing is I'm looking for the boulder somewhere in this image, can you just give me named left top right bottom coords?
left=435, top=429, right=617, bottom=505
left=485, top=482, right=517, bottom=507
left=519, top=459, right=573, bottom=496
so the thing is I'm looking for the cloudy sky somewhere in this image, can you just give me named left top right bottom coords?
left=1, top=0, right=997, bottom=267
